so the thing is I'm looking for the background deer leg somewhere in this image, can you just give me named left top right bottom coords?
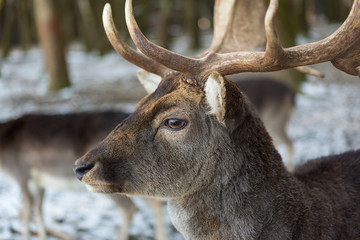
left=276, top=97, right=295, bottom=171
left=276, top=126, right=294, bottom=171
left=109, top=194, right=137, bottom=240
left=30, top=181, right=74, bottom=240
left=261, top=93, right=295, bottom=172
left=144, top=198, right=166, bottom=240
left=268, top=125, right=294, bottom=171
left=32, top=185, right=47, bottom=240
left=20, top=183, right=33, bottom=240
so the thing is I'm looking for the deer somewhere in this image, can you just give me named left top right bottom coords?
left=73, top=0, right=360, bottom=239
left=0, top=81, right=294, bottom=240
left=235, top=77, right=295, bottom=170
left=0, top=111, right=166, bottom=240
left=0, top=78, right=295, bottom=240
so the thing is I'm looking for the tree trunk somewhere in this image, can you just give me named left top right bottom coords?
left=1, top=1, right=15, bottom=58
left=158, top=0, right=171, bottom=49
left=184, top=0, right=200, bottom=50
left=34, top=0, right=70, bottom=91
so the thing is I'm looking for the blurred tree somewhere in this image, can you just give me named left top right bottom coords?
left=277, top=0, right=309, bottom=87
left=158, top=0, right=171, bottom=49
left=315, top=0, right=350, bottom=22
left=184, top=0, right=200, bottom=50
left=0, top=1, right=14, bottom=58
left=34, top=0, right=70, bottom=90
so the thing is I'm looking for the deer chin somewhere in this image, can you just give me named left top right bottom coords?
left=81, top=173, right=126, bottom=194
left=83, top=181, right=124, bottom=194
left=85, top=183, right=117, bottom=194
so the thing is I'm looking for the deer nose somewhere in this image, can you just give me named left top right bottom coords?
left=73, top=162, right=95, bottom=181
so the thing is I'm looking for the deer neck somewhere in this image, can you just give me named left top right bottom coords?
left=168, top=110, right=299, bottom=240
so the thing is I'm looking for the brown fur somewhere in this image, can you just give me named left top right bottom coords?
left=75, top=73, right=360, bottom=239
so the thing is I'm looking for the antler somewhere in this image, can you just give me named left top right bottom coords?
left=331, top=42, right=360, bottom=76
left=124, top=0, right=200, bottom=77
left=107, top=0, right=360, bottom=80
left=199, top=0, right=266, bottom=55
left=102, top=3, right=170, bottom=77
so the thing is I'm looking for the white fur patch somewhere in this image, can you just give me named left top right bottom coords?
left=137, top=70, right=162, bottom=93
left=205, top=75, right=222, bottom=115
left=204, top=73, right=226, bottom=123
left=85, top=184, right=95, bottom=192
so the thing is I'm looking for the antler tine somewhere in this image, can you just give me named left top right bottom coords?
left=295, top=66, right=324, bottom=78
left=264, top=0, right=284, bottom=64
left=103, top=3, right=170, bottom=77
left=125, top=0, right=202, bottom=77
left=197, top=0, right=266, bottom=56
left=263, top=0, right=325, bottom=78
left=110, top=0, right=359, bottom=81
left=205, top=0, right=360, bottom=78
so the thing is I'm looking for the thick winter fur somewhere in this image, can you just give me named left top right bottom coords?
left=75, top=72, right=360, bottom=239
left=137, top=71, right=295, bottom=170
left=0, top=112, right=165, bottom=240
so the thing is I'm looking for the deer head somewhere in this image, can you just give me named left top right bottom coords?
left=74, top=0, right=360, bottom=197
left=74, top=69, right=254, bottom=197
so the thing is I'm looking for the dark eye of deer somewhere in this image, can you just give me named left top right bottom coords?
left=165, top=119, right=187, bottom=130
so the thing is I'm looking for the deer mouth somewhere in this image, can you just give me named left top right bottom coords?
left=82, top=171, right=131, bottom=194
left=74, top=161, right=124, bottom=193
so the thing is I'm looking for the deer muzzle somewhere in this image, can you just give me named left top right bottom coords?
left=73, top=162, right=95, bottom=181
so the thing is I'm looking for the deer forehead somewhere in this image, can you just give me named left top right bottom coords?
left=136, top=75, right=205, bottom=115
left=106, top=83, right=204, bottom=144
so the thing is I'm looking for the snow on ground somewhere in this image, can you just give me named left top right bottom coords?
left=290, top=76, right=360, bottom=165
left=0, top=44, right=359, bottom=240
left=0, top=46, right=145, bottom=121
left=0, top=47, right=183, bottom=240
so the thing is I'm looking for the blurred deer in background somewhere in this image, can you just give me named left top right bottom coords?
left=74, top=0, right=360, bottom=239
left=235, top=77, right=295, bottom=170
left=0, top=112, right=166, bottom=240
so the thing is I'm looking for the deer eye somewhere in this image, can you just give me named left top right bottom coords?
left=164, top=119, right=187, bottom=130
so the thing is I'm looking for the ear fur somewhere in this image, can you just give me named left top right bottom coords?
left=137, top=70, right=162, bottom=94
left=204, top=71, right=226, bottom=123
left=205, top=71, right=246, bottom=132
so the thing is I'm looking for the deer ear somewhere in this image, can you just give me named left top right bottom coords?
left=137, top=70, right=162, bottom=94
left=204, top=71, right=226, bottom=123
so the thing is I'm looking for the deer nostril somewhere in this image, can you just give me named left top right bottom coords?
left=73, top=162, right=95, bottom=181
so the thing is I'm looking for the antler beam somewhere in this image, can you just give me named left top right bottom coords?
left=203, top=0, right=360, bottom=79
left=103, top=3, right=170, bottom=77
left=108, top=0, right=360, bottom=81
left=264, top=0, right=284, bottom=64
left=124, top=0, right=201, bottom=77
